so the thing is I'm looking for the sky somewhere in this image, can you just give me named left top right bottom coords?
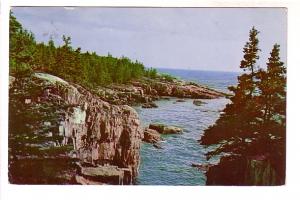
left=11, top=7, right=287, bottom=72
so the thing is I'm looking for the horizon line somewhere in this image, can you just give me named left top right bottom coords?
left=149, top=66, right=241, bottom=73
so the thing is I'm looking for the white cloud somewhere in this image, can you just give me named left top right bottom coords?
left=12, top=7, right=286, bottom=72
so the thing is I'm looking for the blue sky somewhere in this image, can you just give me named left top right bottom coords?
left=12, top=7, right=287, bottom=72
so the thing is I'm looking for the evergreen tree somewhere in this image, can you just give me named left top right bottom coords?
left=9, top=13, right=156, bottom=88
left=9, top=12, right=36, bottom=75
left=257, top=44, right=286, bottom=125
left=201, top=29, right=286, bottom=184
left=240, top=27, right=260, bottom=76
left=202, top=27, right=262, bottom=149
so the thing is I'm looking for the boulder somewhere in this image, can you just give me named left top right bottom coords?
left=143, top=128, right=161, bottom=144
left=176, top=99, right=186, bottom=102
left=148, top=124, right=165, bottom=133
left=149, top=123, right=182, bottom=134
left=78, top=164, right=125, bottom=185
left=153, top=143, right=163, bottom=149
left=142, top=102, right=158, bottom=108
left=163, top=126, right=182, bottom=134
left=193, top=99, right=204, bottom=106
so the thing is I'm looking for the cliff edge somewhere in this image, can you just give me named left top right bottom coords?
left=9, top=73, right=142, bottom=184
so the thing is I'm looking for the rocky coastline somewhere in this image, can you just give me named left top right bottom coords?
left=9, top=73, right=142, bottom=184
left=9, top=72, right=225, bottom=185
left=92, top=77, right=225, bottom=106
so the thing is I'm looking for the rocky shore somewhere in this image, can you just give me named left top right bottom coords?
left=9, top=73, right=142, bottom=185
left=93, top=77, right=225, bottom=106
left=142, top=123, right=183, bottom=149
left=9, top=72, right=224, bottom=185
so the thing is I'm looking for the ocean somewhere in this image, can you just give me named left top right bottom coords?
left=157, top=68, right=239, bottom=93
left=134, top=68, right=239, bottom=185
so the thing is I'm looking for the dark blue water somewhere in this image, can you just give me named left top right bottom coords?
left=157, top=68, right=239, bottom=93
left=135, top=69, right=238, bottom=185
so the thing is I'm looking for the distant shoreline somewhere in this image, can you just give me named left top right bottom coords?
left=154, top=67, right=241, bottom=74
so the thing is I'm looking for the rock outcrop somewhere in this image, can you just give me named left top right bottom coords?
left=205, top=155, right=284, bottom=185
left=193, top=99, right=205, bottom=106
left=142, top=102, right=158, bottom=108
left=93, top=78, right=225, bottom=106
left=142, top=128, right=162, bottom=144
left=75, top=162, right=132, bottom=185
left=132, top=79, right=225, bottom=100
left=9, top=73, right=143, bottom=184
left=149, top=123, right=182, bottom=134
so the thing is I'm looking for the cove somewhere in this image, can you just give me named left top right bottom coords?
left=134, top=97, right=229, bottom=185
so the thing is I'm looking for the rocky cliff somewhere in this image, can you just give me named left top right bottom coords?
left=205, top=155, right=284, bottom=185
left=9, top=73, right=142, bottom=184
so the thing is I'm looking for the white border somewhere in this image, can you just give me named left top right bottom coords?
left=1, top=1, right=300, bottom=200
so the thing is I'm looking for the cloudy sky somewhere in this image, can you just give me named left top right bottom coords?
left=12, top=7, right=287, bottom=72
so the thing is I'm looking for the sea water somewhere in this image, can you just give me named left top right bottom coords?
left=135, top=68, right=238, bottom=185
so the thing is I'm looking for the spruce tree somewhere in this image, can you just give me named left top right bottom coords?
left=9, top=12, right=36, bottom=75
left=240, top=27, right=260, bottom=76
left=202, top=27, right=261, bottom=149
left=202, top=31, right=286, bottom=185
left=257, top=44, right=286, bottom=124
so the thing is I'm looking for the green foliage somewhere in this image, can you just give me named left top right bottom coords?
left=257, top=44, right=286, bottom=124
left=202, top=27, right=286, bottom=169
left=9, top=11, right=36, bottom=76
left=8, top=74, right=76, bottom=159
left=159, top=73, right=177, bottom=82
left=9, top=13, right=158, bottom=88
left=145, top=67, right=158, bottom=79
left=240, top=27, right=260, bottom=76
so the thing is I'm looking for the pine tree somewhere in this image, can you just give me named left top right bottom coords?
left=9, top=13, right=150, bottom=88
left=202, top=27, right=262, bottom=148
left=240, top=27, right=260, bottom=75
left=201, top=31, right=286, bottom=185
left=231, top=27, right=260, bottom=98
left=9, top=12, right=36, bottom=75
left=257, top=44, right=286, bottom=124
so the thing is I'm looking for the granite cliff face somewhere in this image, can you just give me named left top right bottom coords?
left=9, top=73, right=142, bottom=184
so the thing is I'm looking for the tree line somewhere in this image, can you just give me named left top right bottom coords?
left=9, top=12, right=158, bottom=87
left=201, top=27, right=286, bottom=184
